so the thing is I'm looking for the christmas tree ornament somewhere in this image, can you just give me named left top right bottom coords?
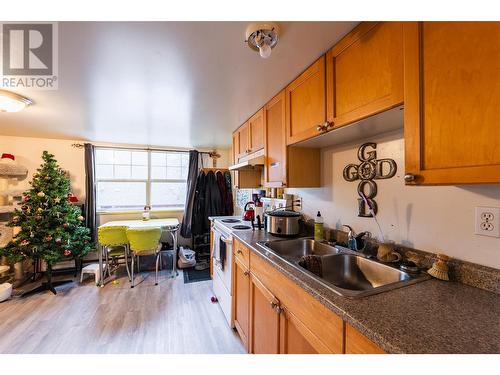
left=63, top=222, right=69, bottom=228
left=78, top=215, right=84, bottom=221
left=24, top=196, right=30, bottom=202
left=63, top=249, right=71, bottom=257
left=37, top=207, right=43, bottom=213
left=37, top=191, right=45, bottom=198
left=35, top=214, right=42, bottom=221
left=55, top=238, right=62, bottom=245
left=20, top=240, right=30, bottom=246
left=54, top=197, right=61, bottom=203
left=44, top=235, right=53, bottom=242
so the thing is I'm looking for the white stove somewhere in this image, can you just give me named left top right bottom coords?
left=211, top=216, right=252, bottom=327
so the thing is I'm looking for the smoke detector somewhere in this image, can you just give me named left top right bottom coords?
left=245, top=22, right=280, bottom=59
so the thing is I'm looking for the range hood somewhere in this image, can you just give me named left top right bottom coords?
left=229, top=149, right=264, bottom=171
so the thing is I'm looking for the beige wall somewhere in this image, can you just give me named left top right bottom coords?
left=287, top=130, right=500, bottom=269
left=0, top=135, right=86, bottom=199
left=0, top=134, right=230, bottom=244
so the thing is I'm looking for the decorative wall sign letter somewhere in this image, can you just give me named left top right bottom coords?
left=342, top=143, right=397, bottom=217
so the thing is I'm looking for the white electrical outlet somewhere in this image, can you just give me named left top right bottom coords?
left=475, top=207, right=500, bottom=238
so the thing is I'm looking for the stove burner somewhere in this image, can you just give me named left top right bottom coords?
left=221, top=219, right=241, bottom=223
left=232, top=225, right=252, bottom=230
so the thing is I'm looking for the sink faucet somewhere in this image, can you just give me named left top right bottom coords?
left=343, top=225, right=357, bottom=250
left=355, top=231, right=371, bottom=253
left=343, top=225, right=371, bottom=253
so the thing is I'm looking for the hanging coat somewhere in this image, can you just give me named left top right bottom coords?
left=216, top=171, right=228, bottom=215
left=191, top=172, right=206, bottom=235
left=204, top=171, right=223, bottom=230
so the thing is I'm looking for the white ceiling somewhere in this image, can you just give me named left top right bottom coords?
left=0, top=21, right=358, bottom=148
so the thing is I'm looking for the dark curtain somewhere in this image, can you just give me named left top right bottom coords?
left=84, top=143, right=97, bottom=242
left=180, top=150, right=199, bottom=238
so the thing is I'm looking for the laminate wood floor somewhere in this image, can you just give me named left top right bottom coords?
left=0, top=270, right=245, bottom=354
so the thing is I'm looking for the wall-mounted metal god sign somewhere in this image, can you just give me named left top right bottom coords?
left=343, top=143, right=397, bottom=217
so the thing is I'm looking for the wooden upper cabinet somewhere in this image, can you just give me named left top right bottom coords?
left=249, top=274, right=280, bottom=354
left=404, top=22, right=500, bottom=185
left=285, top=56, right=327, bottom=145
left=248, top=108, right=264, bottom=153
left=264, top=90, right=287, bottom=187
left=232, top=132, right=239, bottom=164
left=345, top=324, right=386, bottom=354
left=232, top=109, right=264, bottom=163
left=233, top=257, right=250, bottom=351
left=237, top=122, right=249, bottom=159
left=326, top=22, right=404, bottom=129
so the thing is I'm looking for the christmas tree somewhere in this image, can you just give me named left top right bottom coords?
left=1, top=151, right=93, bottom=275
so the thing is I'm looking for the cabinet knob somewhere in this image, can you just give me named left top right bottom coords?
left=317, top=122, right=333, bottom=132
left=270, top=301, right=282, bottom=314
left=281, top=182, right=287, bottom=187
left=404, top=174, right=416, bottom=182
left=237, top=249, right=243, bottom=254
left=243, top=270, right=250, bottom=276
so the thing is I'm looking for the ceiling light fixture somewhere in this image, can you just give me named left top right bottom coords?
left=0, top=89, right=33, bottom=112
left=245, top=22, right=280, bottom=59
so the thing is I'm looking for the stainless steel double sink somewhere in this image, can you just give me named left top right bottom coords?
left=256, top=238, right=429, bottom=298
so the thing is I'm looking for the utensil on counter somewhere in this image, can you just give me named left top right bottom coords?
left=427, top=253, right=450, bottom=281
left=376, top=241, right=402, bottom=263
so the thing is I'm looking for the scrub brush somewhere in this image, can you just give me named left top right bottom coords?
left=427, top=254, right=450, bottom=281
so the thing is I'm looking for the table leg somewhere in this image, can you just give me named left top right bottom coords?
left=98, top=244, right=104, bottom=287
left=170, top=228, right=178, bottom=278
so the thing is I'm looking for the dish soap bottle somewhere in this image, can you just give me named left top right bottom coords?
left=314, top=211, right=324, bottom=241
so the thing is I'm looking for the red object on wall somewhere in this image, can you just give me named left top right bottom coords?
left=68, top=192, right=79, bottom=203
left=1, top=153, right=15, bottom=161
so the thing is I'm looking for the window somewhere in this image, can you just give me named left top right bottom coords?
left=95, top=148, right=189, bottom=212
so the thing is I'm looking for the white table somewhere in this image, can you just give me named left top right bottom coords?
left=97, top=218, right=180, bottom=287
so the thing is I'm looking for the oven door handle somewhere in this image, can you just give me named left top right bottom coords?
left=220, top=236, right=233, bottom=244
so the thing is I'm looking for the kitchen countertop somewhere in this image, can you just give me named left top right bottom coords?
left=231, top=229, right=500, bottom=354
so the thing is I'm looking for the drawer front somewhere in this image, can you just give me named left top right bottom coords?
left=234, top=239, right=250, bottom=268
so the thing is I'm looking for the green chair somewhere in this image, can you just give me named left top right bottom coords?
left=126, top=227, right=162, bottom=288
left=97, top=226, right=131, bottom=281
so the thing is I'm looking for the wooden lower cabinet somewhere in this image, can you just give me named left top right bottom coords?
left=250, top=251, right=344, bottom=354
left=233, top=257, right=250, bottom=351
left=279, top=306, right=330, bottom=354
left=249, top=274, right=280, bottom=354
left=231, top=241, right=388, bottom=354
left=345, top=323, right=385, bottom=354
